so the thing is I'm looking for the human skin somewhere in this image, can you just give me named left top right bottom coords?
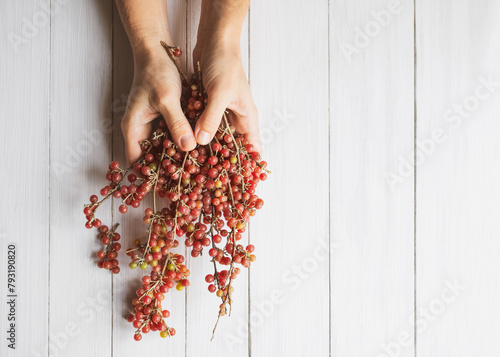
left=115, top=0, right=261, bottom=164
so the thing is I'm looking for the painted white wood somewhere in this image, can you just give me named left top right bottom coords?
left=49, top=1, right=113, bottom=356
left=186, top=0, right=201, bottom=74
left=248, top=1, right=330, bottom=356
left=416, top=1, right=500, bottom=356
left=0, top=1, right=50, bottom=356
left=6, top=0, right=500, bottom=355
left=111, top=1, right=187, bottom=355
left=184, top=1, right=250, bottom=356
left=330, top=1, right=415, bottom=356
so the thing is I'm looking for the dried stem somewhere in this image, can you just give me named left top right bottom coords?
left=160, top=41, right=189, bottom=83
left=86, top=167, right=133, bottom=220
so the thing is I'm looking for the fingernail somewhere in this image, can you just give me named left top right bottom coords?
left=180, top=134, right=196, bottom=149
left=197, top=130, right=211, bottom=145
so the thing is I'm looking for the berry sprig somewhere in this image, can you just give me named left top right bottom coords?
left=83, top=42, right=269, bottom=340
left=95, top=224, right=121, bottom=273
left=127, top=252, right=188, bottom=340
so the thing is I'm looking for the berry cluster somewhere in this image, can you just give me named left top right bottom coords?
left=83, top=43, right=268, bottom=340
left=127, top=253, right=188, bottom=340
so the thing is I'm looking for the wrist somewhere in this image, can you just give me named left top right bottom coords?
left=195, top=31, right=241, bottom=60
left=196, top=0, right=247, bottom=54
left=131, top=33, right=174, bottom=67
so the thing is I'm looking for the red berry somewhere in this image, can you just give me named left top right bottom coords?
left=212, top=143, right=222, bottom=152
left=141, top=166, right=151, bottom=176
left=208, top=156, right=218, bottom=165
left=128, top=173, right=137, bottom=182
left=103, top=261, right=112, bottom=270
left=193, top=101, right=202, bottom=110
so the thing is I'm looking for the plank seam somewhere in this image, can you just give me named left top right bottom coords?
left=48, top=0, right=52, bottom=356
left=327, top=0, right=332, bottom=355
left=413, top=1, right=417, bottom=356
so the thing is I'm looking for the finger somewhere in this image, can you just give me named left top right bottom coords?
left=229, top=105, right=262, bottom=154
left=245, top=125, right=262, bottom=154
left=158, top=100, right=196, bottom=151
left=195, top=90, right=230, bottom=145
left=121, top=108, right=154, bottom=165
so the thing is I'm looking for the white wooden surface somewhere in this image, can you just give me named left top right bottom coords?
left=249, top=0, right=330, bottom=356
left=416, top=1, right=500, bottom=356
left=2, top=0, right=500, bottom=356
left=0, top=1, right=50, bottom=356
left=331, top=1, right=415, bottom=356
left=50, top=1, right=113, bottom=357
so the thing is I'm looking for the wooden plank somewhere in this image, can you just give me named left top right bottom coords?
left=416, top=1, right=500, bottom=355
left=0, top=1, right=50, bottom=355
left=330, top=1, right=415, bottom=356
left=111, top=0, right=187, bottom=354
left=184, top=1, right=250, bottom=355
left=249, top=0, right=330, bottom=356
left=49, top=0, right=113, bottom=356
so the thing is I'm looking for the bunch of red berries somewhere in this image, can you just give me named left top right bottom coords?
left=126, top=253, right=189, bottom=340
left=83, top=44, right=268, bottom=340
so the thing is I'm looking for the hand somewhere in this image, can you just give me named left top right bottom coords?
left=193, top=39, right=261, bottom=153
left=116, top=0, right=259, bottom=165
left=121, top=47, right=197, bottom=164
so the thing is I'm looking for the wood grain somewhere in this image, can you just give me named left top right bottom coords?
left=0, top=1, right=50, bottom=356
left=249, top=0, right=330, bottom=356
left=416, top=1, right=500, bottom=355
left=330, top=1, right=415, bottom=356
left=49, top=0, right=113, bottom=356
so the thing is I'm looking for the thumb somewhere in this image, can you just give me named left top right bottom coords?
left=158, top=101, right=197, bottom=151
left=195, top=91, right=229, bottom=145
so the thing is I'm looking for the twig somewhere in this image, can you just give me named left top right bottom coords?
left=160, top=41, right=189, bottom=83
